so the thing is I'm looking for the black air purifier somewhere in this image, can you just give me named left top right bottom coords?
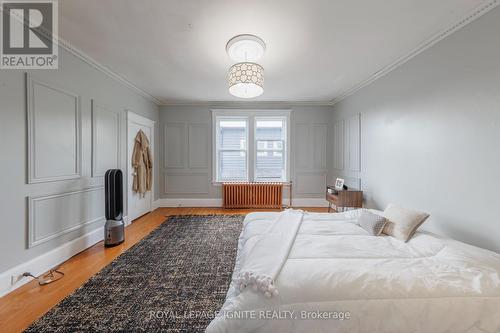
left=104, top=169, right=125, bottom=247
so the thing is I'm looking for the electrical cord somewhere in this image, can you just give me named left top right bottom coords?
left=23, top=268, right=65, bottom=285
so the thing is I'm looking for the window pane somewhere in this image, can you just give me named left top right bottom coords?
left=219, top=151, right=247, bottom=181
left=256, top=119, right=285, bottom=180
left=256, top=140, right=283, bottom=151
left=255, top=151, right=283, bottom=180
left=220, top=120, right=246, bottom=149
left=256, top=120, right=283, bottom=140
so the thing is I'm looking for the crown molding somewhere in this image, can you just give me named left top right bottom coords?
left=55, top=37, right=166, bottom=105
left=159, top=100, right=334, bottom=107
left=53, top=0, right=498, bottom=107
left=330, top=0, right=500, bottom=106
left=0, top=5, right=164, bottom=105
left=55, top=37, right=332, bottom=108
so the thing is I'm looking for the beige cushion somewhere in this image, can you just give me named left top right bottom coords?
left=382, top=204, right=430, bottom=242
left=358, top=210, right=387, bottom=236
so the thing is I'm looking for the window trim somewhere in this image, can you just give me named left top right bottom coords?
left=211, top=109, right=291, bottom=184
left=214, top=116, right=249, bottom=182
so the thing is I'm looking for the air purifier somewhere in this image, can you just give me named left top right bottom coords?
left=104, top=169, right=125, bottom=247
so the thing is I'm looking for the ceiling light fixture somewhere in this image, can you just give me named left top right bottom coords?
left=226, top=34, right=266, bottom=98
left=228, top=62, right=264, bottom=99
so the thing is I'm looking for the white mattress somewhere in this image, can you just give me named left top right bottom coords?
left=207, top=210, right=500, bottom=333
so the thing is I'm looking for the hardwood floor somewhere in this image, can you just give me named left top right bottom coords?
left=0, top=207, right=327, bottom=333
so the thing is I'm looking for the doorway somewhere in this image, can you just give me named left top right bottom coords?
left=127, top=111, right=155, bottom=222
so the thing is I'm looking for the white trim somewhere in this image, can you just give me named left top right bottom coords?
left=27, top=73, right=82, bottom=184
left=47, top=0, right=498, bottom=107
left=55, top=37, right=164, bottom=105
left=28, top=187, right=105, bottom=248
left=0, top=214, right=128, bottom=298
left=127, top=111, right=156, bottom=221
left=152, top=197, right=328, bottom=208
left=253, top=116, right=290, bottom=183
left=211, top=109, right=291, bottom=183
left=162, top=101, right=333, bottom=107
left=0, top=225, right=104, bottom=298
left=123, top=215, right=131, bottom=226
left=330, top=0, right=500, bottom=105
left=213, top=115, right=250, bottom=182
left=153, top=198, right=223, bottom=208
left=210, top=109, right=292, bottom=117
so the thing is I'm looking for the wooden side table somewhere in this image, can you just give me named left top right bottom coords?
left=326, top=188, right=363, bottom=212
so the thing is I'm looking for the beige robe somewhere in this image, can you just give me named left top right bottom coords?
left=132, top=130, right=153, bottom=196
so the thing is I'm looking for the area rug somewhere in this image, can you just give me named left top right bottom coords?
left=25, top=215, right=244, bottom=333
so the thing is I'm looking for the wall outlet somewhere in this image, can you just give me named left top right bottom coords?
left=10, top=273, right=26, bottom=285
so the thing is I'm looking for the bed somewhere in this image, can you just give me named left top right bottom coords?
left=206, top=210, right=500, bottom=333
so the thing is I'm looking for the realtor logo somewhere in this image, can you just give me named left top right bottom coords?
left=1, top=0, right=58, bottom=69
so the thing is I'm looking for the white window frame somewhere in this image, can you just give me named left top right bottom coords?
left=212, top=109, right=291, bottom=183
left=254, top=116, right=288, bottom=182
left=214, top=116, right=249, bottom=182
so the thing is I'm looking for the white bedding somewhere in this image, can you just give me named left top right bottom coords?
left=206, top=210, right=500, bottom=333
left=236, top=209, right=303, bottom=298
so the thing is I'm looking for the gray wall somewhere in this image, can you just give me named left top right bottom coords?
left=331, top=7, right=500, bottom=252
left=160, top=105, right=332, bottom=202
left=0, top=45, right=159, bottom=273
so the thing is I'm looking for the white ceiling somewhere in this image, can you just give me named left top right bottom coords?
left=59, top=0, right=491, bottom=104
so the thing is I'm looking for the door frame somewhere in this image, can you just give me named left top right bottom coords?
left=127, top=111, right=155, bottom=222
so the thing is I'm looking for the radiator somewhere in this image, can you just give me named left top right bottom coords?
left=223, top=182, right=283, bottom=209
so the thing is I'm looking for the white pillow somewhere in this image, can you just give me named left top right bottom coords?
left=382, top=203, right=430, bottom=242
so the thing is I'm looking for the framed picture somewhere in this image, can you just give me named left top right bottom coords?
left=334, top=178, right=345, bottom=190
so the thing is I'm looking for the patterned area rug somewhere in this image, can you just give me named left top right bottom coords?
left=25, top=215, right=244, bottom=333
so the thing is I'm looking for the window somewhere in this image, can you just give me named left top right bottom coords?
left=213, top=110, right=289, bottom=183
left=255, top=119, right=285, bottom=181
left=216, top=119, right=248, bottom=181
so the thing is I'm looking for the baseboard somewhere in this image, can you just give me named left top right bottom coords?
left=290, top=198, right=329, bottom=207
left=0, top=215, right=128, bottom=298
left=123, top=215, right=131, bottom=226
left=153, top=198, right=223, bottom=208
left=153, top=198, right=329, bottom=208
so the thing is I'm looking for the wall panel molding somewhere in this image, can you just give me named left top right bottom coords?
left=296, top=122, right=328, bottom=172
left=28, top=187, right=105, bottom=248
left=164, top=172, right=209, bottom=194
left=345, top=113, right=361, bottom=172
left=295, top=171, right=327, bottom=195
left=91, top=100, right=121, bottom=177
left=345, top=176, right=361, bottom=190
left=332, top=120, right=345, bottom=170
left=332, top=114, right=361, bottom=188
left=164, top=122, right=186, bottom=169
left=1, top=225, right=104, bottom=297
left=295, top=123, right=311, bottom=169
left=312, top=124, right=328, bottom=169
left=188, top=123, right=209, bottom=169
left=27, top=74, right=82, bottom=184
